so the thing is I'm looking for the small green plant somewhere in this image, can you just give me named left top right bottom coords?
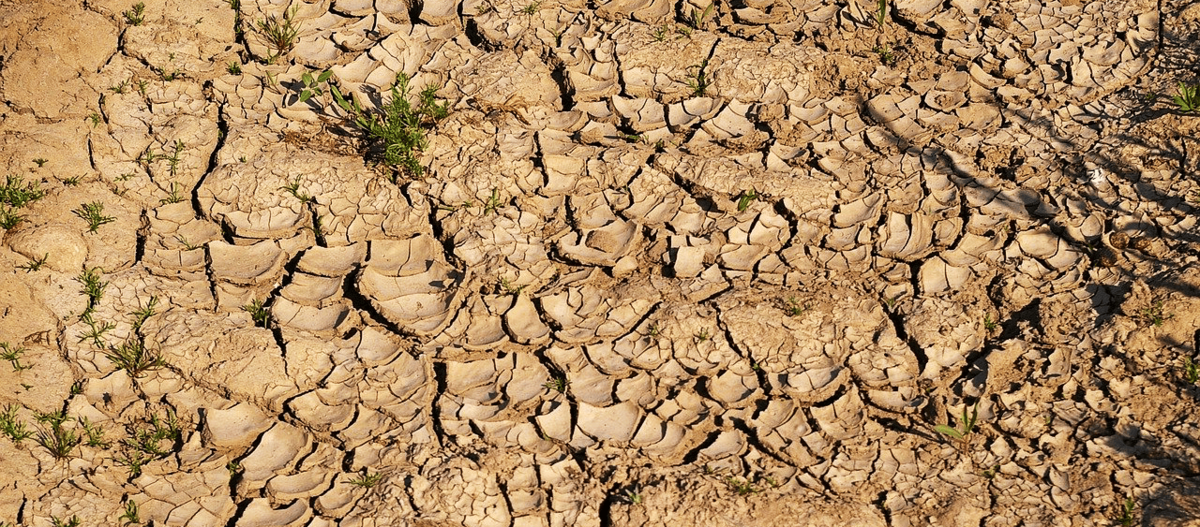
left=0, top=404, right=33, bottom=444
left=520, top=0, right=541, bottom=14
left=1119, top=496, right=1136, bottom=526
left=935, top=401, right=980, bottom=440
left=646, top=323, right=660, bottom=338
left=124, top=2, right=146, bottom=25
left=724, top=477, right=758, bottom=496
left=437, top=199, right=476, bottom=212
left=686, top=2, right=715, bottom=30
left=70, top=380, right=84, bottom=395
left=131, top=296, right=159, bottom=332
left=88, top=113, right=102, bottom=127
left=686, top=59, right=710, bottom=96
left=78, top=312, right=116, bottom=347
left=329, top=72, right=449, bottom=181
left=35, top=409, right=70, bottom=429
left=279, top=176, right=313, bottom=203
left=117, top=450, right=148, bottom=477
left=0, top=207, right=23, bottom=229
left=227, top=460, right=242, bottom=476
left=34, top=410, right=81, bottom=459
left=155, top=65, right=180, bottom=82
left=73, top=202, right=116, bottom=232
left=544, top=376, right=568, bottom=393
left=165, top=140, right=186, bottom=177
left=983, top=314, right=998, bottom=332
left=138, top=148, right=159, bottom=168
left=256, top=6, right=300, bottom=61
left=1173, top=82, right=1200, bottom=113
left=119, top=500, right=141, bottom=525
left=874, top=0, right=887, bottom=26
left=652, top=24, right=669, bottom=41
left=76, top=267, right=108, bottom=318
left=243, top=298, right=271, bottom=327
left=883, top=294, right=900, bottom=310
left=695, top=327, right=711, bottom=342
left=1141, top=300, right=1173, bottom=327
left=1183, top=356, right=1199, bottom=384
left=621, top=133, right=643, bottom=143
left=783, top=297, right=808, bottom=317
left=476, top=2, right=495, bottom=14
left=33, top=158, right=48, bottom=167
left=310, top=213, right=325, bottom=239
left=0, top=342, right=31, bottom=372
left=482, top=188, right=504, bottom=215
left=124, top=409, right=182, bottom=458
left=106, top=339, right=165, bottom=378
left=229, top=0, right=243, bottom=34
left=297, top=69, right=333, bottom=104
left=136, top=79, right=150, bottom=98
left=348, top=471, right=383, bottom=488
left=160, top=181, right=185, bottom=205
left=622, top=487, right=643, bottom=505
left=736, top=188, right=757, bottom=212
left=499, top=277, right=526, bottom=295
left=981, top=464, right=999, bottom=479
left=873, top=44, right=896, bottom=65
left=110, top=80, right=129, bottom=94
left=176, top=235, right=202, bottom=251
left=227, top=61, right=242, bottom=75
left=62, top=176, right=81, bottom=186
left=2, top=175, right=46, bottom=207
left=79, top=417, right=110, bottom=448
left=51, top=516, right=80, bottom=527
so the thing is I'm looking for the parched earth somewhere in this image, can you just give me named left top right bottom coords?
left=2, top=0, right=1200, bottom=525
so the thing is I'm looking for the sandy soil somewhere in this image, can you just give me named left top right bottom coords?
left=2, top=0, right=1200, bottom=525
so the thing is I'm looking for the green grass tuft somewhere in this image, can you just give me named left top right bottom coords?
left=242, top=298, right=272, bottom=327
left=935, top=401, right=980, bottom=441
left=0, top=174, right=45, bottom=207
left=73, top=202, right=116, bottom=233
left=106, top=339, right=165, bottom=378
left=34, top=410, right=81, bottom=459
left=0, top=342, right=31, bottom=372
left=120, top=500, right=140, bottom=525
left=256, top=6, right=299, bottom=61
left=124, top=2, right=146, bottom=25
left=348, top=471, right=383, bottom=488
left=0, top=404, right=33, bottom=444
left=76, top=268, right=108, bottom=319
left=331, top=72, right=449, bottom=182
left=686, top=59, right=710, bottom=96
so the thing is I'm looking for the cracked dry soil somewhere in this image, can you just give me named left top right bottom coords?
left=3, top=0, right=1200, bottom=525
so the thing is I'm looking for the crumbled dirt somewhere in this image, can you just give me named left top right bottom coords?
left=2, top=0, right=1200, bottom=525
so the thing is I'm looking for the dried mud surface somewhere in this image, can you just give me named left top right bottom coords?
left=2, top=0, right=1200, bottom=525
